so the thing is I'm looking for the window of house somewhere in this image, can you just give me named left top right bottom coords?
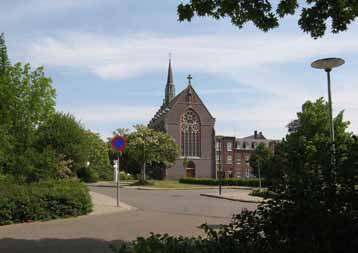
left=252, top=142, right=256, bottom=149
left=216, top=154, right=220, bottom=163
left=181, top=110, right=200, bottom=157
left=243, top=142, right=246, bottom=149
left=236, top=156, right=241, bottom=164
left=216, top=141, right=221, bottom=151
left=227, top=142, right=232, bottom=151
left=227, top=155, right=232, bottom=164
left=236, top=142, right=240, bottom=149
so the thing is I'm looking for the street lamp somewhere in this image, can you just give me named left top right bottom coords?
left=311, top=57, right=345, bottom=174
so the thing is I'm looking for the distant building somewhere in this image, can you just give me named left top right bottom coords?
left=148, top=59, right=216, bottom=179
left=215, top=131, right=279, bottom=178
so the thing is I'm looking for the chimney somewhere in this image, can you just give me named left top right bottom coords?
left=254, top=130, right=257, bottom=139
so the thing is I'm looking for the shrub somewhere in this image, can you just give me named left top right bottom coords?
left=0, top=179, right=92, bottom=225
left=77, top=167, right=99, bottom=183
left=250, top=189, right=278, bottom=199
left=179, top=177, right=267, bottom=187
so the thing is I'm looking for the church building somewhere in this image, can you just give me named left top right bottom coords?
left=148, top=59, right=216, bottom=179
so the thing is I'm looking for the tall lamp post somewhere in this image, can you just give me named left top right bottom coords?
left=311, top=57, right=345, bottom=176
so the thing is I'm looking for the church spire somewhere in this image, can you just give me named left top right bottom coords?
left=164, top=55, right=175, bottom=105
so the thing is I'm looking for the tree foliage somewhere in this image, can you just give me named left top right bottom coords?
left=85, top=130, right=113, bottom=181
left=0, top=33, right=111, bottom=183
left=0, top=33, right=10, bottom=74
left=124, top=125, right=178, bottom=182
left=36, top=112, right=88, bottom=176
left=249, top=143, right=273, bottom=178
left=270, top=97, right=352, bottom=196
left=177, top=0, right=358, bottom=38
left=0, top=61, right=56, bottom=181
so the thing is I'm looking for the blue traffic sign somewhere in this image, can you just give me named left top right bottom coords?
left=111, top=136, right=126, bottom=151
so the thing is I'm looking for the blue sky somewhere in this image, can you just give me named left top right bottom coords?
left=1, top=0, right=358, bottom=139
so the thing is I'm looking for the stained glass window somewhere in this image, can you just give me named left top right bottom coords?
left=181, top=110, right=201, bottom=157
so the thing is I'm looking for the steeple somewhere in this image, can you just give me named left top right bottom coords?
left=164, top=55, right=175, bottom=105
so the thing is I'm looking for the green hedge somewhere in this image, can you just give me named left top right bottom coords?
left=179, top=177, right=266, bottom=187
left=0, top=179, right=92, bottom=225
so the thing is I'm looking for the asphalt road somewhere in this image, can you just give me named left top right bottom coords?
left=0, top=187, right=257, bottom=253
left=92, top=187, right=257, bottom=219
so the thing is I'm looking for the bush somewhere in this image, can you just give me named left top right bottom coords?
left=179, top=177, right=266, bottom=187
left=0, top=179, right=92, bottom=225
left=250, top=189, right=278, bottom=199
left=111, top=200, right=358, bottom=253
left=77, top=167, right=99, bottom=183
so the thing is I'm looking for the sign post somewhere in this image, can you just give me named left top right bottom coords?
left=111, top=135, right=126, bottom=207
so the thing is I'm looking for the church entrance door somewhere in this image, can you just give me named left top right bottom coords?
left=185, top=161, right=196, bottom=178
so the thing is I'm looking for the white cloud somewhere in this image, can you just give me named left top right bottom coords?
left=20, top=32, right=358, bottom=82
left=17, top=31, right=358, bottom=138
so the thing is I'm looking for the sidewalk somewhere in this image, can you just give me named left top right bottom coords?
left=200, top=190, right=265, bottom=203
left=89, top=191, right=136, bottom=215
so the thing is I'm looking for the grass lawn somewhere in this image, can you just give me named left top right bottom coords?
left=131, top=179, right=216, bottom=188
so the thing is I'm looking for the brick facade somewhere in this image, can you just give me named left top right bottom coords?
left=215, top=131, right=279, bottom=178
left=148, top=61, right=216, bottom=179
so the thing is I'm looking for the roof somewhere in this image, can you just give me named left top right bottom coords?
left=148, top=84, right=215, bottom=127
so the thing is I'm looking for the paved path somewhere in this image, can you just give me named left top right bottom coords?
left=0, top=187, right=257, bottom=253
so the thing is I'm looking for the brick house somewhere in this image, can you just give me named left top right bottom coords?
left=215, top=131, right=279, bottom=178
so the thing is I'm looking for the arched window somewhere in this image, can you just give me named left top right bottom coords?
left=181, top=110, right=201, bottom=157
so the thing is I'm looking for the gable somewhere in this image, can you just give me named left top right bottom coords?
left=165, top=85, right=215, bottom=125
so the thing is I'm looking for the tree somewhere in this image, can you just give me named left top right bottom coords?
left=85, top=130, right=112, bottom=181
left=270, top=97, right=352, bottom=197
left=177, top=0, right=358, bottom=38
left=36, top=112, right=89, bottom=177
left=249, top=143, right=273, bottom=178
left=125, top=125, right=178, bottom=183
left=0, top=63, right=56, bottom=181
left=0, top=33, right=10, bottom=75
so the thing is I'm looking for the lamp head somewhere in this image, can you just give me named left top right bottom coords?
left=311, top=58, right=345, bottom=71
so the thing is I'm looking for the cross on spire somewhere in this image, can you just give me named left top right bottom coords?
left=187, top=74, right=192, bottom=85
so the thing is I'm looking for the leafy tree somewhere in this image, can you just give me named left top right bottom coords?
left=249, top=143, right=273, bottom=178
left=0, top=33, right=10, bottom=74
left=271, top=97, right=352, bottom=197
left=85, top=130, right=112, bottom=181
left=177, top=0, right=358, bottom=38
left=107, top=128, right=141, bottom=177
left=36, top=112, right=88, bottom=176
left=0, top=63, right=56, bottom=181
left=125, top=125, right=178, bottom=183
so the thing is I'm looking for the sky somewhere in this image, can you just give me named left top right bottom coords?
left=1, top=0, right=358, bottom=139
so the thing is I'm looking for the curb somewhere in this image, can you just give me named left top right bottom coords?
left=200, top=193, right=264, bottom=204
left=134, top=186, right=254, bottom=191
left=87, top=183, right=255, bottom=191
